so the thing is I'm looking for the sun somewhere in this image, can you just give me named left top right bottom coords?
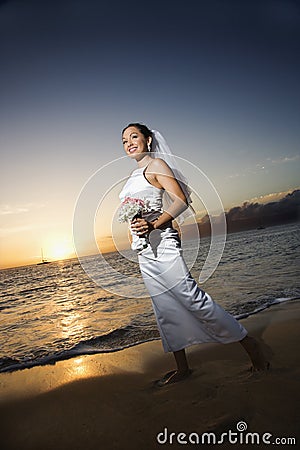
left=44, top=236, right=75, bottom=261
left=51, top=242, right=72, bottom=260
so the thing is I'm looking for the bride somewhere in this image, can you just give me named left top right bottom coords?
left=119, top=123, right=269, bottom=387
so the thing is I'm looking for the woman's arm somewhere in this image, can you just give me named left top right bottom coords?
left=150, top=158, right=188, bottom=228
left=131, top=158, right=188, bottom=235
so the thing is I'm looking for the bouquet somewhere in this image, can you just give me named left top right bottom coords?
left=118, top=197, right=150, bottom=251
left=118, top=197, right=150, bottom=222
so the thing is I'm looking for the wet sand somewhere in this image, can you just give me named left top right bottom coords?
left=1, top=300, right=299, bottom=449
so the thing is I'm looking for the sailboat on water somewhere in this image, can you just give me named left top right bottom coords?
left=37, top=248, right=51, bottom=265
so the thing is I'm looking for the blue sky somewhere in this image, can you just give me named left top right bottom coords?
left=0, top=0, right=299, bottom=267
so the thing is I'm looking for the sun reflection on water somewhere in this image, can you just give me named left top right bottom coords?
left=60, top=310, right=84, bottom=339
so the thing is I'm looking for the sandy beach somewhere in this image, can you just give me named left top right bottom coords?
left=1, top=300, right=299, bottom=450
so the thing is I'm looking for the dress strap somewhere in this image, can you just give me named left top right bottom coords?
left=142, top=161, right=163, bottom=190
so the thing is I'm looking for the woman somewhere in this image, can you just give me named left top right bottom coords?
left=119, top=123, right=269, bottom=387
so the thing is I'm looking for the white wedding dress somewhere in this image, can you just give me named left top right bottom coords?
left=119, top=166, right=248, bottom=352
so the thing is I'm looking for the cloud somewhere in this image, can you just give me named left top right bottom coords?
left=227, top=164, right=268, bottom=179
left=187, top=189, right=300, bottom=237
left=0, top=224, right=35, bottom=237
left=228, top=172, right=243, bottom=179
left=0, top=202, right=45, bottom=215
left=247, top=189, right=299, bottom=205
left=225, top=189, right=300, bottom=232
left=227, top=154, right=300, bottom=179
left=271, top=155, right=300, bottom=164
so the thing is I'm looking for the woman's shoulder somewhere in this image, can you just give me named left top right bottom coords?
left=147, top=157, right=172, bottom=173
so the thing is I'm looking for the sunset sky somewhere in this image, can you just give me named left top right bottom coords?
left=1, top=0, right=299, bottom=268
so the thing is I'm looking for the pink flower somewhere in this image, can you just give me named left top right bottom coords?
left=118, top=197, right=149, bottom=223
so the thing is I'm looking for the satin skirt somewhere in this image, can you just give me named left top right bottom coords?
left=138, top=228, right=248, bottom=352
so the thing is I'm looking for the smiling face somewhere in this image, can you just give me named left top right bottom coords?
left=122, top=126, right=151, bottom=160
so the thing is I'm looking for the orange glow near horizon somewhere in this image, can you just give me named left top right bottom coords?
left=0, top=234, right=77, bottom=269
left=1, top=187, right=298, bottom=270
left=41, top=236, right=75, bottom=262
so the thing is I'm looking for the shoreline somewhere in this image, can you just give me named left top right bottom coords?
left=1, top=296, right=299, bottom=375
left=1, top=299, right=299, bottom=449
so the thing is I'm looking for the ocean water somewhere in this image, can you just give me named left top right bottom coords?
left=0, top=223, right=299, bottom=373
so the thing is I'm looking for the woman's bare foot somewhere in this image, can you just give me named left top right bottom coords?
left=155, top=369, right=192, bottom=387
left=240, top=335, right=270, bottom=371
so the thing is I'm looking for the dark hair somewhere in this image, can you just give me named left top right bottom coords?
left=122, top=123, right=153, bottom=149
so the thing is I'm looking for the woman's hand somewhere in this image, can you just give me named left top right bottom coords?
left=130, top=218, right=155, bottom=236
